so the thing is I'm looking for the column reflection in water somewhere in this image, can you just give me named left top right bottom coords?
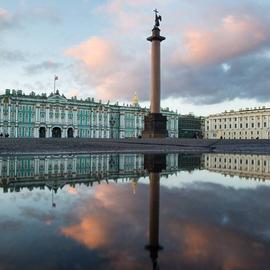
left=144, top=154, right=166, bottom=270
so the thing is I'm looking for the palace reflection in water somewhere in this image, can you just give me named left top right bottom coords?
left=204, top=153, right=270, bottom=181
left=0, top=153, right=179, bottom=193
left=0, top=152, right=270, bottom=270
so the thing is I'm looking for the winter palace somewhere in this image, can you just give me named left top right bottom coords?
left=0, top=89, right=179, bottom=138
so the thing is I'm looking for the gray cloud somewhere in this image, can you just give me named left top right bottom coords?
left=20, top=206, right=55, bottom=224
left=0, top=5, right=61, bottom=33
left=163, top=51, right=270, bottom=104
left=0, top=173, right=270, bottom=269
left=0, top=48, right=26, bottom=63
left=24, top=60, right=63, bottom=74
left=0, top=219, right=22, bottom=231
left=66, top=0, right=270, bottom=105
left=0, top=8, right=18, bottom=31
left=22, top=6, right=61, bottom=24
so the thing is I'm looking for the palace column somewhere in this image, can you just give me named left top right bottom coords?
left=142, top=11, right=168, bottom=138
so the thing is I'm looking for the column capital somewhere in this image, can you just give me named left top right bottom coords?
left=147, top=27, right=166, bottom=42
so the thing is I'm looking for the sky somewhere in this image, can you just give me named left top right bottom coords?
left=1, top=0, right=270, bottom=116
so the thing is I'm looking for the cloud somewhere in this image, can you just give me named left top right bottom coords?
left=0, top=5, right=60, bottom=32
left=0, top=8, right=17, bottom=30
left=1, top=169, right=270, bottom=269
left=66, top=37, right=122, bottom=70
left=66, top=37, right=149, bottom=101
left=61, top=217, right=110, bottom=249
left=24, top=60, right=62, bottom=74
left=24, top=6, right=61, bottom=24
left=178, top=15, right=270, bottom=65
left=58, top=180, right=270, bottom=269
left=65, top=1, right=270, bottom=105
left=163, top=51, right=270, bottom=104
left=0, top=48, right=26, bottom=63
left=0, top=219, right=22, bottom=231
left=67, top=187, right=78, bottom=195
left=20, top=206, right=55, bottom=225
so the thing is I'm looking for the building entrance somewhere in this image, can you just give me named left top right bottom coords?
left=67, top=128, right=74, bottom=138
left=52, top=127, right=61, bottom=138
left=39, top=127, right=46, bottom=138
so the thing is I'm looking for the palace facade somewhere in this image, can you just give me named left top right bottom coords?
left=0, top=153, right=179, bottom=193
left=204, top=153, right=270, bottom=181
left=204, top=107, right=270, bottom=139
left=0, top=89, right=178, bottom=138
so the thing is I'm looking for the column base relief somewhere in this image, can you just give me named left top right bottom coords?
left=142, top=113, right=168, bottom=138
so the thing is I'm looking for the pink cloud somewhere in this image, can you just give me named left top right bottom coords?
left=67, top=187, right=78, bottom=195
left=65, top=1, right=270, bottom=103
left=65, top=37, right=148, bottom=101
left=61, top=216, right=110, bottom=249
left=178, top=15, right=270, bottom=65
left=0, top=8, right=10, bottom=19
left=0, top=8, right=12, bottom=26
left=66, top=37, right=121, bottom=70
left=59, top=182, right=270, bottom=269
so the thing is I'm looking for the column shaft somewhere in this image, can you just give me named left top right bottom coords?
left=151, top=41, right=161, bottom=113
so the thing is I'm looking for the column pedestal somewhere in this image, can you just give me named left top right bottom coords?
left=142, top=113, right=168, bottom=138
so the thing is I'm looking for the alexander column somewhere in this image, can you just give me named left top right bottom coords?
left=144, top=154, right=166, bottom=269
left=142, top=9, right=168, bottom=138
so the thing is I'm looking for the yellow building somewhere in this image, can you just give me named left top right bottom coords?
left=204, top=107, right=270, bottom=139
left=204, top=153, right=270, bottom=181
